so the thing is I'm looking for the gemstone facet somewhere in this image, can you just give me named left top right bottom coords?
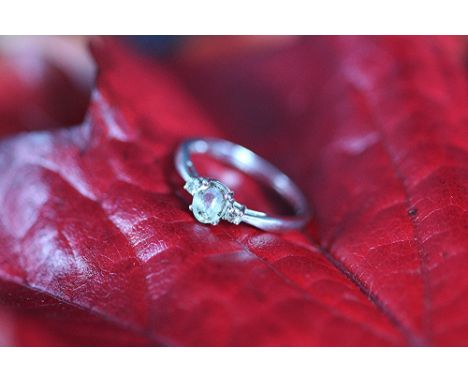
left=191, top=181, right=228, bottom=224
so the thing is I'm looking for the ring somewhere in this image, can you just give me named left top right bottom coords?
left=174, top=138, right=310, bottom=231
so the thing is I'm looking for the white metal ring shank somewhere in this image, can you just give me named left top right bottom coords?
left=175, top=138, right=310, bottom=231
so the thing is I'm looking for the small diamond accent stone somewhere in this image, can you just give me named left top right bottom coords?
left=184, top=177, right=202, bottom=195
left=191, top=183, right=227, bottom=224
left=225, top=202, right=245, bottom=225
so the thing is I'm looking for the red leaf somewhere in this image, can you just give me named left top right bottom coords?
left=0, top=36, right=467, bottom=345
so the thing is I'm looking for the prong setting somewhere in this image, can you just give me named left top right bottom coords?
left=183, top=177, right=245, bottom=226
left=184, top=177, right=230, bottom=225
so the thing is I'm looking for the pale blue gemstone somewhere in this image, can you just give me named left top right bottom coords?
left=192, top=186, right=225, bottom=224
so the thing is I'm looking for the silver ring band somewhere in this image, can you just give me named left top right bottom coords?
left=174, top=138, right=310, bottom=231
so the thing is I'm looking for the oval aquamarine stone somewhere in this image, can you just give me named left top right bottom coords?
left=192, top=185, right=226, bottom=224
